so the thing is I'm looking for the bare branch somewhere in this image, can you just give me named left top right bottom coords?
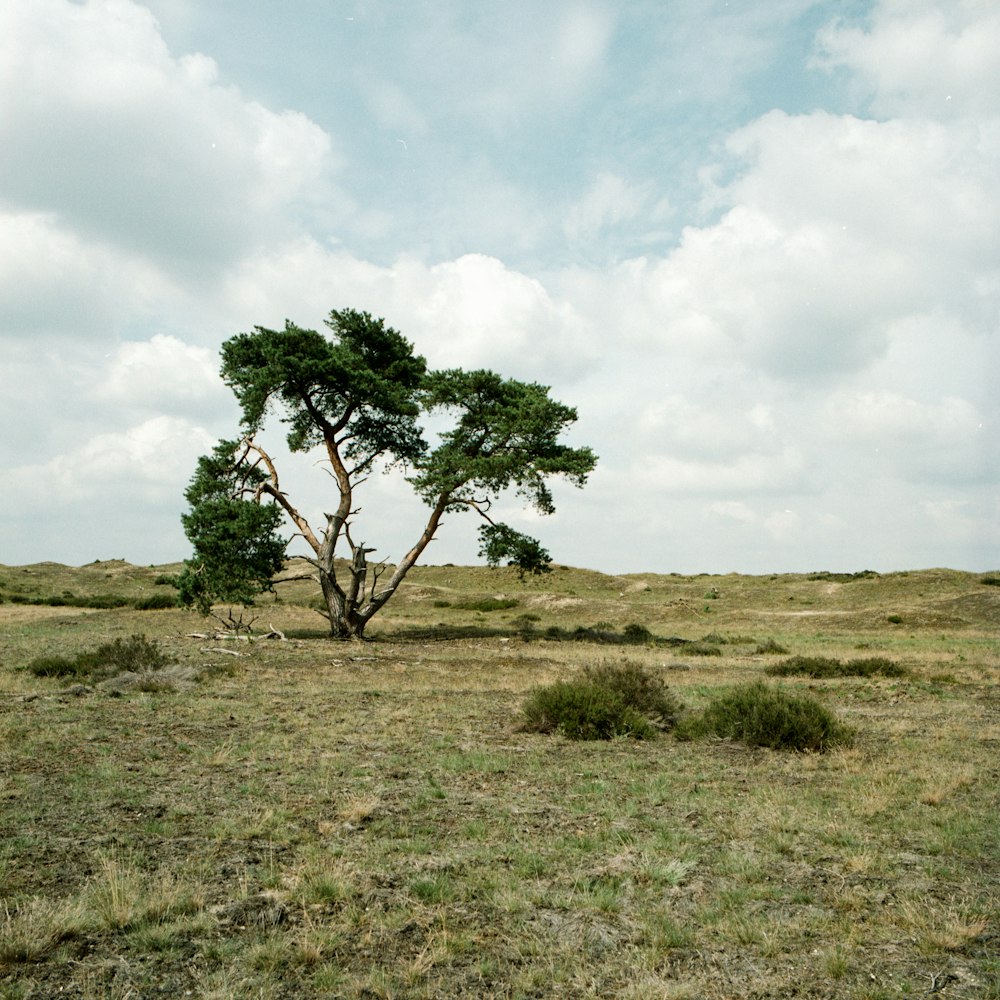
left=241, top=438, right=322, bottom=555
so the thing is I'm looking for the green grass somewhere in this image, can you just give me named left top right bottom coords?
left=1, top=560, right=998, bottom=998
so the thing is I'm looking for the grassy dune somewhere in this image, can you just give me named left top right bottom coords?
left=1, top=560, right=998, bottom=998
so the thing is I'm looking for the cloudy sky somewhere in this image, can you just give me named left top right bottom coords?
left=2, top=0, right=997, bottom=575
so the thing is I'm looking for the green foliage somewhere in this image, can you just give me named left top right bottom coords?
left=677, top=682, right=850, bottom=752
left=222, top=310, right=427, bottom=463
left=5, top=593, right=131, bottom=609
left=581, top=660, right=683, bottom=725
left=539, top=622, right=681, bottom=646
left=451, top=597, right=520, bottom=612
left=766, top=655, right=907, bottom=678
left=177, top=440, right=288, bottom=615
left=887, top=614, right=904, bottom=624
left=24, top=635, right=173, bottom=682
left=133, top=593, right=179, bottom=610
left=980, top=574, right=1000, bottom=587
left=753, top=638, right=789, bottom=655
left=686, top=642, right=722, bottom=657
left=477, top=523, right=552, bottom=577
left=622, top=623, right=654, bottom=644
left=520, top=660, right=680, bottom=740
left=521, top=681, right=654, bottom=740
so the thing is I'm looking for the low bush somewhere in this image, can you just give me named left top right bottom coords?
left=685, top=642, right=722, bottom=657
left=24, top=635, right=174, bottom=682
left=766, top=655, right=906, bottom=678
left=581, top=660, right=683, bottom=726
left=133, top=593, right=179, bottom=610
left=520, top=660, right=681, bottom=741
left=7, top=593, right=132, bottom=609
left=753, top=638, right=789, bottom=655
left=622, top=623, right=654, bottom=644
left=452, top=597, right=520, bottom=613
left=676, top=681, right=850, bottom=752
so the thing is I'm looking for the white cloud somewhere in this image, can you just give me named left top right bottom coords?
left=92, top=334, right=227, bottom=417
left=0, top=210, right=181, bottom=342
left=0, top=0, right=340, bottom=277
left=814, top=0, right=1000, bottom=119
left=563, top=172, right=670, bottom=247
left=639, top=395, right=778, bottom=462
left=10, top=416, right=214, bottom=509
left=823, top=390, right=990, bottom=485
left=633, top=446, right=806, bottom=496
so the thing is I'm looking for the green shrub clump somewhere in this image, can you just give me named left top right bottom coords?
left=24, top=635, right=174, bottom=681
left=766, top=655, right=906, bottom=678
left=520, top=660, right=682, bottom=741
left=132, top=593, right=179, bottom=610
left=753, top=638, right=789, bottom=655
left=677, top=681, right=850, bottom=752
left=453, top=597, right=520, bottom=613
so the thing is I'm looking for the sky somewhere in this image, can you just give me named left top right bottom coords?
left=2, top=0, right=998, bottom=575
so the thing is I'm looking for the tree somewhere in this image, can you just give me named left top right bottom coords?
left=178, top=308, right=597, bottom=639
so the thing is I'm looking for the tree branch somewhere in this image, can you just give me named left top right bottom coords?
left=242, top=439, right=322, bottom=555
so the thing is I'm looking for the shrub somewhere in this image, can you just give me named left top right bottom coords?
left=133, top=593, right=178, bottom=610
left=980, top=575, right=1000, bottom=587
left=685, top=642, right=722, bottom=657
left=582, top=660, right=683, bottom=726
left=25, top=635, right=174, bottom=681
left=520, top=682, right=654, bottom=740
left=753, top=638, right=789, bottom=655
left=622, top=623, right=654, bottom=644
left=766, top=655, right=906, bottom=679
left=677, top=681, right=850, bottom=752
left=453, top=597, right=520, bottom=612
left=520, top=660, right=681, bottom=740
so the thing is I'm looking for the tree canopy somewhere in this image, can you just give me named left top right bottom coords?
left=178, top=308, right=597, bottom=638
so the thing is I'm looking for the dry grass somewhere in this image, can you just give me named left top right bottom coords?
left=1, top=560, right=998, bottom=998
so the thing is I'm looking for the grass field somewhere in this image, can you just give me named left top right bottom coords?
left=1, top=559, right=998, bottom=998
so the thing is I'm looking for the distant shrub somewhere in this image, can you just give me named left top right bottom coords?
left=622, top=623, right=654, bottom=645
left=754, top=638, right=789, bottom=655
left=133, top=593, right=178, bottom=610
left=24, top=635, right=174, bottom=682
left=807, top=570, right=879, bottom=582
left=453, top=597, right=520, bottom=613
left=685, top=642, right=722, bottom=657
left=520, top=660, right=681, bottom=741
left=9, top=593, right=132, bottom=609
left=511, top=614, right=541, bottom=634
left=980, top=575, right=1000, bottom=587
left=886, top=615, right=904, bottom=624
left=766, top=655, right=906, bottom=679
left=676, top=681, right=850, bottom=752
left=153, top=574, right=179, bottom=586
left=432, top=600, right=452, bottom=608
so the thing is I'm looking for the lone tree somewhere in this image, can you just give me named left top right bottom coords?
left=177, top=308, right=597, bottom=638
